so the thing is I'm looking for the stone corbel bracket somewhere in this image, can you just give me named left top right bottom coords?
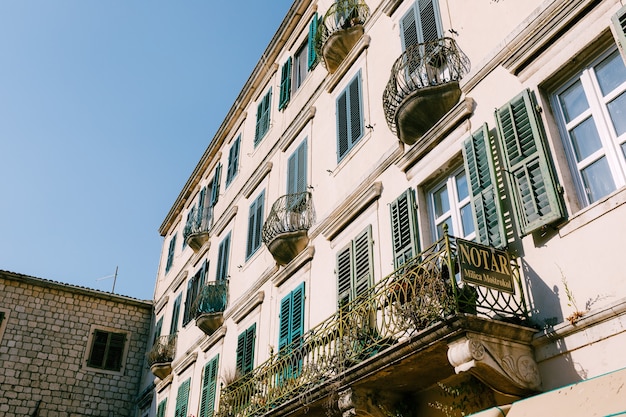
left=447, top=333, right=542, bottom=396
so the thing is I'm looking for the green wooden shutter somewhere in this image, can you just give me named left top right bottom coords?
left=612, top=5, right=626, bottom=64
left=235, top=331, right=246, bottom=374
left=226, top=135, right=240, bottom=186
left=236, top=324, right=256, bottom=375
left=170, top=294, right=182, bottom=335
left=462, top=124, right=505, bottom=247
left=174, top=378, right=191, bottom=417
left=353, top=225, right=373, bottom=299
left=308, top=13, right=318, bottom=70
left=152, top=317, right=163, bottom=346
left=287, top=139, right=307, bottom=195
left=495, top=89, right=564, bottom=236
left=348, top=73, right=363, bottom=147
left=336, top=243, right=353, bottom=308
left=337, top=88, right=350, bottom=160
left=246, top=191, right=265, bottom=258
left=166, top=234, right=177, bottom=272
left=211, top=163, right=222, bottom=206
left=216, top=233, right=231, bottom=281
left=156, top=399, right=167, bottom=417
left=278, top=295, right=292, bottom=352
left=199, top=355, right=220, bottom=417
left=291, top=282, right=305, bottom=343
left=336, top=72, right=363, bottom=162
left=279, top=57, right=292, bottom=110
left=390, top=189, right=420, bottom=268
left=105, top=332, right=126, bottom=371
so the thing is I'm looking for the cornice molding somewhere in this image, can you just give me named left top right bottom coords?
left=279, top=106, right=317, bottom=152
left=173, top=352, right=198, bottom=376
left=231, top=291, right=266, bottom=324
left=212, top=205, right=238, bottom=238
left=200, top=325, right=228, bottom=352
left=272, top=246, right=315, bottom=287
left=242, top=162, right=273, bottom=199
left=326, top=35, right=371, bottom=94
left=154, top=295, right=169, bottom=315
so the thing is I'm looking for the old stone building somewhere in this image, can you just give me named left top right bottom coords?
left=0, top=270, right=152, bottom=417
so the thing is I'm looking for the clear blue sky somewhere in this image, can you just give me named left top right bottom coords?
left=0, top=1, right=294, bottom=300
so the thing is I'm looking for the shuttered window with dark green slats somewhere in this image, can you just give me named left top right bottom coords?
left=462, top=124, right=505, bottom=247
left=166, top=234, right=176, bottom=273
left=246, top=191, right=265, bottom=259
left=287, top=139, right=308, bottom=195
left=495, top=89, right=564, bottom=236
left=226, top=135, right=240, bottom=187
left=336, top=71, right=364, bottom=162
left=199, top=355, right=219, bottom=417
left=611, top=5, right=626, bottom=64
left=390, top=189, right=420, bottom=268
left=156, top=399, right=167, bottom=417
left=87, top=330, right=127, bottom=371
left=236, top=324, right=256, bottom=376
left=308, top=13, right=319, bottom=70
left=216, top=232, right=231, bottom=282
left=170, top=294, right=182, bottom=335
left=174, top=378, right=191, bottom=417
left=279, top=57, right=292, bottom=110
left=336, top=226, right=374, bottom=308
left=211, top=163, right=222, bottom=207
left=255, top=88, right=272, bottom=145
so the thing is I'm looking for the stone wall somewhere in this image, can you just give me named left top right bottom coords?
left=0, top=271, right=153, bottom=417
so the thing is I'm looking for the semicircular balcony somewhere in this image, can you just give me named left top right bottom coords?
left=147, top=334, right=177, bottom=379
left=383, top=37, right=470, bottom=146
left=315, top=0, right=370, bottom=74
left=193, top=280, right=228, bottom=336
left=183, top=206, right=213, bottom=252
left=262, top=192, right=315, bottom=266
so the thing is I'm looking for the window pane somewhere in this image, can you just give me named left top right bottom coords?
left=559, top=80, right=588, bottom=122
left=581, top=157, right=616, bottom=203
left=455, top=171, right=469, bottom=201
left=595, top=50, right=626, bottom=96
left=433, top=185, right=449, bottom=217
left=436, top=217, right=453, bottom=239
left=607, top=91, right=626, bottom=136
left=569, top=117, right=602, bottom=162
left=460, top=203, right=475, bottom=237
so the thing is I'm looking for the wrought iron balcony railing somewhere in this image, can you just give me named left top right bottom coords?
left=193, top=280, right=228, bottom=317
left=184, top=206, right=214, bottom=251
left=147, top=334, right=177, bottom=367
left=314, top=0, right=370, bottom=72
left=262, top=192, right=315, bottom=264
left=217, top=233, right=528, bottom=417
left=382, top=37, right=470, bottom=140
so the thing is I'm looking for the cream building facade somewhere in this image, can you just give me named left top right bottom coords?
left=140, top=0, right=626, bottom=416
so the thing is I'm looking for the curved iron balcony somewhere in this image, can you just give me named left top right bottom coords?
left=183, top=206, right=213, bottom=252
left=217, top=234, right=529, bottom=417
left=147, top=334, right=177, bottom=379
left=262, top=192, right=315, bottom=266
left=314, top=0, right=370, bottom=74
left=192, top=280, right=228, bottom=336
left=382, top=37, right=470, bottom=145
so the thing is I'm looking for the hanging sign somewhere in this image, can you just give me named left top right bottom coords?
left=457, top=239, right=515, bottom=294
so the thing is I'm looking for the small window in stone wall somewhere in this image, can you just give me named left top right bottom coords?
left=0, top=308, right=8, bottom=343
left=84, top=325, right=130, bottom=374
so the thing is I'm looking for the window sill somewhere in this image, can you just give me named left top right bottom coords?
left=558, top=186, right=626, bottom=238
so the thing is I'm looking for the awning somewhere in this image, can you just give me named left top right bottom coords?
left=470, top=367, right=626, bottom=417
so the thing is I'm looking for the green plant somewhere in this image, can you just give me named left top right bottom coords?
left=428, top=376, right=495, bottom=417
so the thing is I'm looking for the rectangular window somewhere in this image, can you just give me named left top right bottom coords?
left=552, top=48, right=626, bottom=206
left=226, top=135, right=241, bottom=187
left=255, top=88, right=272, bottom=145
left=210, top=163, right=222, bottom=207
left=428, top=168, right=475, bottom=241
left=236, top=324, right=256, bottom=376
left=279, top=57, right=292, bottom=110
left=246, top=191, right=265, bottom=259
left=336, top=225, right=374, bottom=308
left=87, top=329, right=126, bottom=371
left=400, top=0, right=443, bottom=51
left=390, top=189, right=420, bottom=268
left=170, top=294, right=182, bottom=335
left=174, top=378, right=191, bottom=417
left=156, top=399, right=167, bottom=417
left=199, top=355, right=220, bottom=417
left=166, top=234, right=177, bottom=273
left=183, top=260, right=208, bottom=326
left=293, top=43, right=308, bottom=92
left=287, top=139, right=308, bottom=195
left=495, top=89, right=564, bottom=235
left=216, top=232, right=231, bottom=281
left=336, top=71, right=364, bottom=162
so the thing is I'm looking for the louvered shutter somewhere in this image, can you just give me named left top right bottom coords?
left=287, top=139, right=308, bottom=195
left=211, top=163, right=222, bottom=206
left=174, top=378, right=191, bottom=417
left=462, top=124, right=505, bottom=247
left=349, top=74, right=363, bottom=146
left=156, top=399, right=167, bottom=417
left=235, top=331, right=246, bottom=374
left=105, top=332, right=126, bottom=371
left=353, top=226, right=373, bottom=299
left=152, top=317, right=163, bottom=346
left=291, top=282, right=305, bottom=341
left=197, top=187, right=207, bottom=225
left=278, top=295, right=292, bottom=352
left=418, top=0, right=441, bottom=43
left=495, top=89, right=564, bottom=236
left=183, top=276, right=195, bottom=326
left=279, top=58, right=292, bottom=110
left=199, top=355, right=219, bottom=417
left=226, top=136, right=240, bottom=186
left=308, top=13, right=318, bottom=70
left=390, top=189, right=420, bottom=268
left=336, top=73, right=363, bottom=162
left=170, top=294, right=181, bottom=335
left=217, top=233, right=230, bottom=281
left=244, top=324, right=256, bottom=374
left=400, top=4, right=419, bottom=51
left=246, top=192, right=264, bottom=258
left=336, top=244, right=353, bottom=308
left=612, top=5, right=626, bottom=65
left=337, top=89, right=350, bottom=160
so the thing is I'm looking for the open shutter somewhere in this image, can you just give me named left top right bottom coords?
left=152, top=317, right=163, bottom=346
left=244, top=324, right=256, bottom=374
left=278, top=295, right=292, bottom=352
left=199, top=355, right=219, bottom=417
left=279, top=57, right=292, bottom=110
left=390, top=189, right=420, bottom=268
left=308, top=13, right=319, bottom=70
left=348, top=74, right=363, bottom=148
left=495, top=89, right=564, bottom=236
left=287, top=139, right=308, bottom=195
left=226, top=136, right=240, bottom=186
left=337, top=73, right=363, bottom=162
left=337, top=88, right=350, bottom=160
left=336, top=244, right=353, bottom=308
left=170, top=294, right=181, bottom=335
left=211, top=163, right=222, bottom=206
left=156, top=399, right=167, bottom=417
left=174, top=378, right=191, bottom=417
left=463, top=124, right=505, bottom=247
left=612, top=5, right=626, bottom=65
left=417, top=0, right=442, bottom=43
left=235, top=331, right=246, bottom=374
left=400, top=5, right=419, bottom=51
left=291, top=282, right=305, bottom=344
left=217, top=233, right=231, bottom=281
left=197, top=187, right=207, bottom=225
left=353, top=226, right=373, bottom=299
